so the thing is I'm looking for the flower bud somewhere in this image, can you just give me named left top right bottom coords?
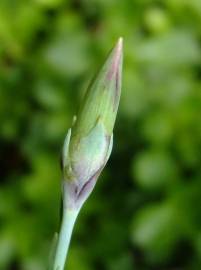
left=62, top=38, right=123, bottom=210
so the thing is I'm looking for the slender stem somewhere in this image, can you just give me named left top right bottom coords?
left=52, top=207, right=79, bottom=270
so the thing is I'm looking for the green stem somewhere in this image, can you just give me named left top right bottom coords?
left=52, top=207, right=79, bottom=270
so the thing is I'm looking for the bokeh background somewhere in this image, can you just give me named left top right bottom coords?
left=0, top=0, right=201, bottom=269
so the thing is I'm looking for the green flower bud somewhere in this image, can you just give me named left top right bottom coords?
left=62, top=38, right=123, bottom=210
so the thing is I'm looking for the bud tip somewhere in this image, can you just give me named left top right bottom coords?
left=114, top=37, right=123, bottom=63
left=107, top=37, right=123, bottom=82
left=117, top=37, right=123, bottom=52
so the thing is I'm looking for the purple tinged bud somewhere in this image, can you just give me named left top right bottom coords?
left=62, top=38, right=123, bottom=210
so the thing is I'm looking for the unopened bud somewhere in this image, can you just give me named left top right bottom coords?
left=62, top=38, right=123, bottom=210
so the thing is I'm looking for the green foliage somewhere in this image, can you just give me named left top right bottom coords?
left=0, top=0, right=201, bottom=269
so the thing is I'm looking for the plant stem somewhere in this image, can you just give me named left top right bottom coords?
left=52, top=207, right=79, bottom=270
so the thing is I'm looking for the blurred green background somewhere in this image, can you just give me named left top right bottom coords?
left=0, top=0, right=201, bottom=269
